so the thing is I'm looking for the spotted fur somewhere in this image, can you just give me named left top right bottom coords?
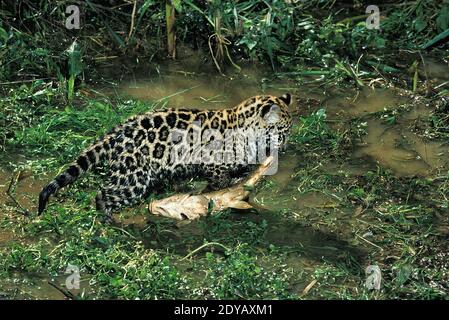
left=38, top=94, right=292, bottom=216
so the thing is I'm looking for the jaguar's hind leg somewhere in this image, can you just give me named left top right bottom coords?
left=96, top=183, right=149, bottom=216
left=96, top=168, right=150, bottom=217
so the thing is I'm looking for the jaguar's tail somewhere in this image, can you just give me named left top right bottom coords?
left=38, top=139, right=110, bottom=215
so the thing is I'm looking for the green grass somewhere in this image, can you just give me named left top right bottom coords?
left=0, top=197, right=297, bottom=299
left=0, top=83, right=158, bottom=173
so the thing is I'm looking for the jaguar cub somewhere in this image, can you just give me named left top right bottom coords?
left=38, top=93, right=292, bottom=217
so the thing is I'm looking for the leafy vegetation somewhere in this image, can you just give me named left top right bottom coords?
left=1, top=1, right=448, bottom=81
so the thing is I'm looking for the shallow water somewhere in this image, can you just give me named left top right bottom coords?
left=323, top=87, right=448, bottom=177
left=107, top=60, right=291, bottom=109
left=325, top=87, right=406, bottom=117
left=0, top=272, right=93, bottom=299
left=0, top=168, right=47, bottom=215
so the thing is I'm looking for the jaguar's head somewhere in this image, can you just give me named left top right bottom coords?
left=258, top=93, right=293, bottom=135
left=261, top=93, right=293, bottom=151
left=233, top=93, right=293, bottom=153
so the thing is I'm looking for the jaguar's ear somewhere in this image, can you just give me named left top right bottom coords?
left=279, top=93, right=291, bottom=106
left=262, top=104, right=282, bottom=125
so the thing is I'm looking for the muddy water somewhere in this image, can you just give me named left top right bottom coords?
left=353, top=118, right=448, bottom=176
left=0, top=273, right=91, bottom=299
left=326, top=87, right=449, bottom=177
left=421, top=57, right=449, bottom=82
left=115, top=62, right=291, bottom=109
left=0, top=169, right=46, bottom=215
